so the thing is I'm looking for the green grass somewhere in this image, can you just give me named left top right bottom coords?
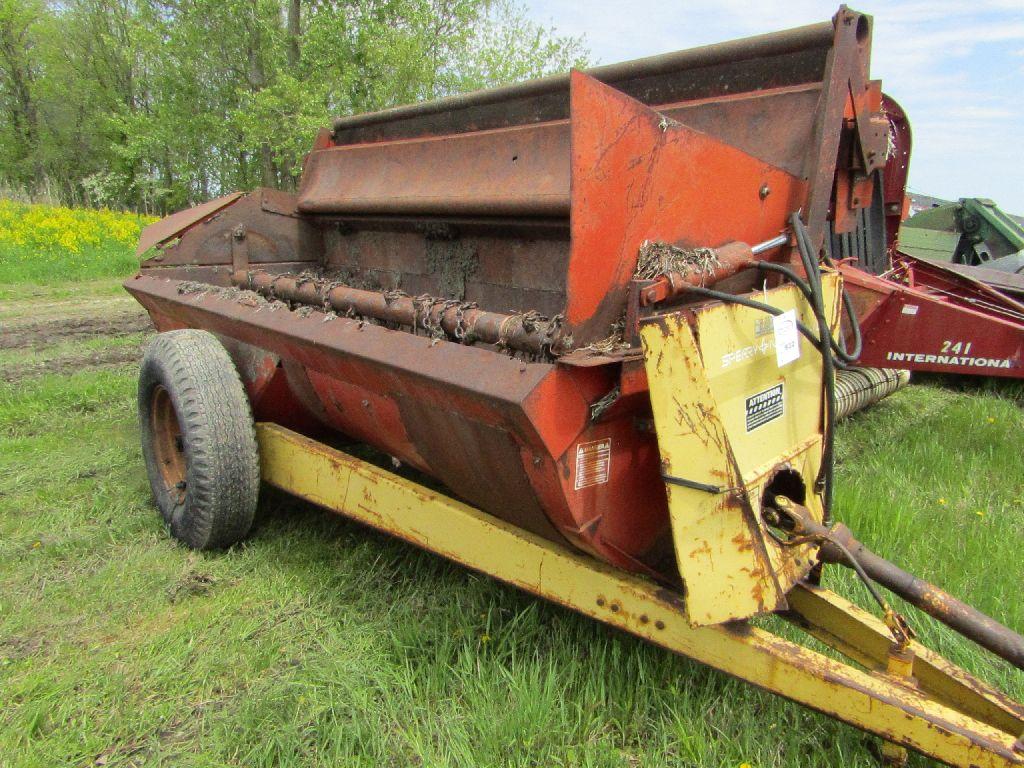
left=0, top=278, right=130, bottom=307
left=0, top=240, right=140, bottom=284
left=0, top=332, right=146, bottom=375
left=0, top=281, right=1021, bottom=767
left=0, top=199, right=152, bottom=284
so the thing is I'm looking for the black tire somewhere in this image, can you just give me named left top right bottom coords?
left=138, top=329, right=259, bottom=549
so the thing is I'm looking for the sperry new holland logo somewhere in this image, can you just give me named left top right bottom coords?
left=745, top=383, right=784, bottom=432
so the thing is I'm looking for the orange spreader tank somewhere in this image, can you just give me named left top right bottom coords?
left=127, top=9, right=886, bottom=586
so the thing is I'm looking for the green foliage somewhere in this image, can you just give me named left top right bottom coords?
left=0, top=198, right=153, bottom=282
left=0, top=0, right=588, bottom=213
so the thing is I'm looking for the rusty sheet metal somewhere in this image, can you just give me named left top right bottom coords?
left=639, top=278, right=839, bottom=625
left=136, top=191, right=243, bottom=256
left=329, top=21, right=834, bottom=143
left=126, top=274, right=677, bottom=576
left=305, top=85, right=822, bottom=221
left=322, top=227, right=570, bottom=317
left=565, top=71, right=807, bottom=344
left=257, top=421, right=1024, bottom=768
left=141, top=191, right=321, bottom=270
left=299, top=121, right=570, bottom=218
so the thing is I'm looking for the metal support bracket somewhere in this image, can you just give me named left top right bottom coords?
left=231, top=224, right=249, bottom=275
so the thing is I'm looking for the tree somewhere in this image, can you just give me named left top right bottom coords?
left=0, top=0, right=588, bottom=212
left=0, top=0, right=46, bottom=193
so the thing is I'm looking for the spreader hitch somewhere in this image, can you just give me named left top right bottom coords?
left=766, top=496, right=1024, bottom=671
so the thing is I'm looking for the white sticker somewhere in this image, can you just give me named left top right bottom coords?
left=773, top=309, right=800, bottom=367
left=901, top=304, right=919, bottom=315
left=574, top=439, right=611, bottom=490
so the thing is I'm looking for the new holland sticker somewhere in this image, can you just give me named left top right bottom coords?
left=745, top=383, right=784, bottom=432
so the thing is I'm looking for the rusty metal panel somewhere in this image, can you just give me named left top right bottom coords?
left=329, top=22, right=833, bottom=143
left=323, top=228, right=570, bottom=311
left=397, top=395, right=565, bottom=541
left=141, top=192, right=321, bottom=269
left=299, top=121, right=570, bottom=217
left=565, top=71, right=807, bottom=344
left=658, top=85, right=821, bottom=177
left=136, top=192, right=243, bottom=256
left=640, top=278, right=840, bottom=625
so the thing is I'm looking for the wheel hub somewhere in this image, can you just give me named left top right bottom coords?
left=150, top=384, right=187, bottom=503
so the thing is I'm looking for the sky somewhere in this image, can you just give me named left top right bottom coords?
left=522, top=0, right=1024, bottom=214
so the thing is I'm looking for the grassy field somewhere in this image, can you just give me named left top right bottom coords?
left=0, top=214, right=1022, bottom=766
left=0, top=200, right=155, bottom=284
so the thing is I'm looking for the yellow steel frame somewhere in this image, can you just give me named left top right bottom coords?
left=639, top=278, right=840, bottom=626
left=257, top=422, right=1024, bottom=768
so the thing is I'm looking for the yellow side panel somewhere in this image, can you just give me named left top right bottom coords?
left=640, top=274, right=840, bottom=626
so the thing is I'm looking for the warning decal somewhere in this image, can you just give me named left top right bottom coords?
left=575, top=439, right=611, bottom=490
left=745, top=383, right=784, bottom=432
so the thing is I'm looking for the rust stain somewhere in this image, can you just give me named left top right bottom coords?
left=690, top=541, right=713, bottom=559
left=732, top=531, right=754, bottom=553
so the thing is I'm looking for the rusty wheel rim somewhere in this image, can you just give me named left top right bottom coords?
left=151, top=384, right=187, bottom=503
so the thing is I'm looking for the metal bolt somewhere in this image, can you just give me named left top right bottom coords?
left=596, top=597, right=606, bottom=607
left=759, top=184, right=771, bottom=200
left=655, top=620, right=665, bottom=630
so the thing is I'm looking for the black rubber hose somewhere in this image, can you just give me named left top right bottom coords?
left=792, top=214, right=836, bottom=518
left=839, top=289, right=863, bottom=360
left=681, top=286, right=829, bottom=351
left=752, top=261, right=858, bottom=366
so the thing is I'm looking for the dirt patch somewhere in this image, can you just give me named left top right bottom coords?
left=167, top=568, right=218, bottom=603
left=2, top=342, right=147, bottom=383
left=0, top=632, right=47, bottom=662
left=1, top=309, right=151, bottom=351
